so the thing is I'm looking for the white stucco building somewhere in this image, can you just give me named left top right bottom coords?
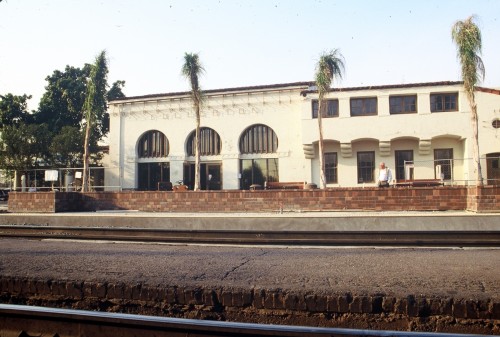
left=105, top=81, right=500, bottom=190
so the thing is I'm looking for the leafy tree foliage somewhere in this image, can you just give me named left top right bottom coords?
left=0, top=93, right=33, bottom=128
left=36, top=65, right=91, bottom=132
left=0, top=59, right=125, bottom=174
left=0, top=123, right=52, bottom=172
left=49, top=126, right=84, bottom=168
left=108, top=80, right=126, bottom=100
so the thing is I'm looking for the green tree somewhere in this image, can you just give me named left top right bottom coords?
left=0, top=94, right=33, bottom=128
left=451, top=15, right=485, bottom=186
left=181, top=52, right=205, bottom=191
left=82, top=50, right=108, bottom=192
left=108, top=80, right=126, bottom=100
left=0, top=123, right=52, bottom=187
left=36, top=65, right=91, bottom=132
left=35, top=66, right=124, bottom=167
left=314, top=49, right=345, bottom=189
left=50, top=126, right=84, bottom=168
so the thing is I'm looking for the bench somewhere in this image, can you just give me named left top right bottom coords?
left=395, top=179, right=444, bottom=187
left=173, top=184, right=189, bottom=192
left=265, top=182, right=306, bottom=190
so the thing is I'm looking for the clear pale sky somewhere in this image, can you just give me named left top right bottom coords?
left=1, top=0, right=499, bottom=110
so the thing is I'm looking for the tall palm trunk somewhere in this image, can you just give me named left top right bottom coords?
left=194, top=101, right=201, bottom=191
left=317, top=97, right=326, bottom=189
left=467, top=90, right=483, bottom=186
left=451, top=16, right=485, bottom=186
left=182, top=53, right=205, bottom=191
left=82, top=115, right=92, bottom=191
left=314, top=49, right=345, bottom=189
left=81, top=50, right=108, bottom=192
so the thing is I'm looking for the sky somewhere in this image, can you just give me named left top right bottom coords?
left=1, top=0, right=499, bottom=110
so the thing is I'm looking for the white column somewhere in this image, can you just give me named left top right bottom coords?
left=222, top=158, right=240, bottom=190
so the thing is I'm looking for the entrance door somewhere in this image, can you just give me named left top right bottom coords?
left=206, top=164, right=222, bottom=190
left=395, top=150, right=414, bottom=180
left=486, top=153, right=500, bottom=185
left=184, top=163, right=222, bottom=190
left=138, top=162, right=170, bottom=190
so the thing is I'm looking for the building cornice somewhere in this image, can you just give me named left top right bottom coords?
left=110, top=81, right=315, bottom=104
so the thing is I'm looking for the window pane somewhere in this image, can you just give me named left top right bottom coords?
left=431, top=93, right=458, bottom=112
left=357, top=151, right=375, bottom=183
left=389, top=97, right=403, bottom=113
left=325, top=152, right=338, bottom=183
left=312, top=100, right=319, bottom=118
left=240, top=159, right=279, bottom=189
left=312, top=99, right=338, bottom=118
left=187, top=127, right=221, bottom=156
left=395, top=150, right=414, bottom=180
left=434, top=148, right=453, bottom=179
left=138, top=130, right=168, bottom=158
left=350, top=99, right=363, bottom=116
left=350, top=97, right=377, bottom=116
left=268, top=158, right=279, bottom=182
left=240, top=124, right=278, bottom=154
left=390, top=95, right=417, bottom=114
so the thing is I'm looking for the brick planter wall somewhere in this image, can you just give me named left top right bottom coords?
left=467, top=185, right=500, bottom=213
left=8, top=186, right=498, bottom=213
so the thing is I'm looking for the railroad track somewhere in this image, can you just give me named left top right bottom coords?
left=0, top=225, right=499, bottom=246
left=0, top=304, right=490, bottom=337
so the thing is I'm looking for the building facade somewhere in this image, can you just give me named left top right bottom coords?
left=105, top=81, right=500, bottom=190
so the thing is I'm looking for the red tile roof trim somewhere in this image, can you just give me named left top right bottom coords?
left=476, top=86, right=500, bottom=95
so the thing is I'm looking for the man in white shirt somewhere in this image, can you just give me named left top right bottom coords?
left=378, top=162, right=392, bottom=187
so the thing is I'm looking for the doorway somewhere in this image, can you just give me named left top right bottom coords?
left=184, top=163, right=222, bottom=190
left=395, top=150, right=414, bottom=180
left=486, top=153, right=500, bottom=185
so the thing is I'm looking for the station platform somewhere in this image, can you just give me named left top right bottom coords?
left=0, top=210, right=499, bottom=232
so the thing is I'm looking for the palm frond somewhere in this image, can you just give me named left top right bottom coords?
left=182, top=52, right=205, bottom=92
left=451, top=15, right=484, bottom=91
left=315, top=49, right=345, bottom=97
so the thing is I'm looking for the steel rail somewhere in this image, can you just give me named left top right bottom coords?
left=0, top=304, right=490, bottom=337
left=0, top=225, right=499, bottom=246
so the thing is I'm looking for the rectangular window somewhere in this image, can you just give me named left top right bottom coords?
left=324, top=152, right=338, bottom=183
left=395, top=150, right=414, bottom=180
left=240, top=158, right=279, bottom=190
left=350, top=97, right=377, bottom=116
left=434, top=148, right=453, bottom=180
left=389, top=95, right=417, bottom=114
left=357, top=151, right=375, bottom=183
left=312, top=99, right=339, bottom=118
left=430, top=93, right=458, bottom=112
left=138, top=162, right=170, bottom=191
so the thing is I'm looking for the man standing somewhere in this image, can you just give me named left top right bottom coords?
left=378, top=162, right=392, bottom=187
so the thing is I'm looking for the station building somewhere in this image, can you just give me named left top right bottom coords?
left=105, top=81, right=500, bottom=191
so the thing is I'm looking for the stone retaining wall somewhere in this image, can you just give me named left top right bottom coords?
left=9, top=186, right=500, bottom=213
left=0, top=277, right=498, bottom=334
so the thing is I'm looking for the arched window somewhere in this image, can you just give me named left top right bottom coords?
left=239, top=124, right=278, bottom=154
left=186, top=127, right=221, bottom=156
left=138, top=130, right=169, bottom=158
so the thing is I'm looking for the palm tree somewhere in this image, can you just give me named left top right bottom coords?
left=181, top=52, right=205, bottom=191
left=82, top=50, right=108, bottom=192
left=315, top=49, right=345, bottom=189
left=451, top=15, right=485, bottom=186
